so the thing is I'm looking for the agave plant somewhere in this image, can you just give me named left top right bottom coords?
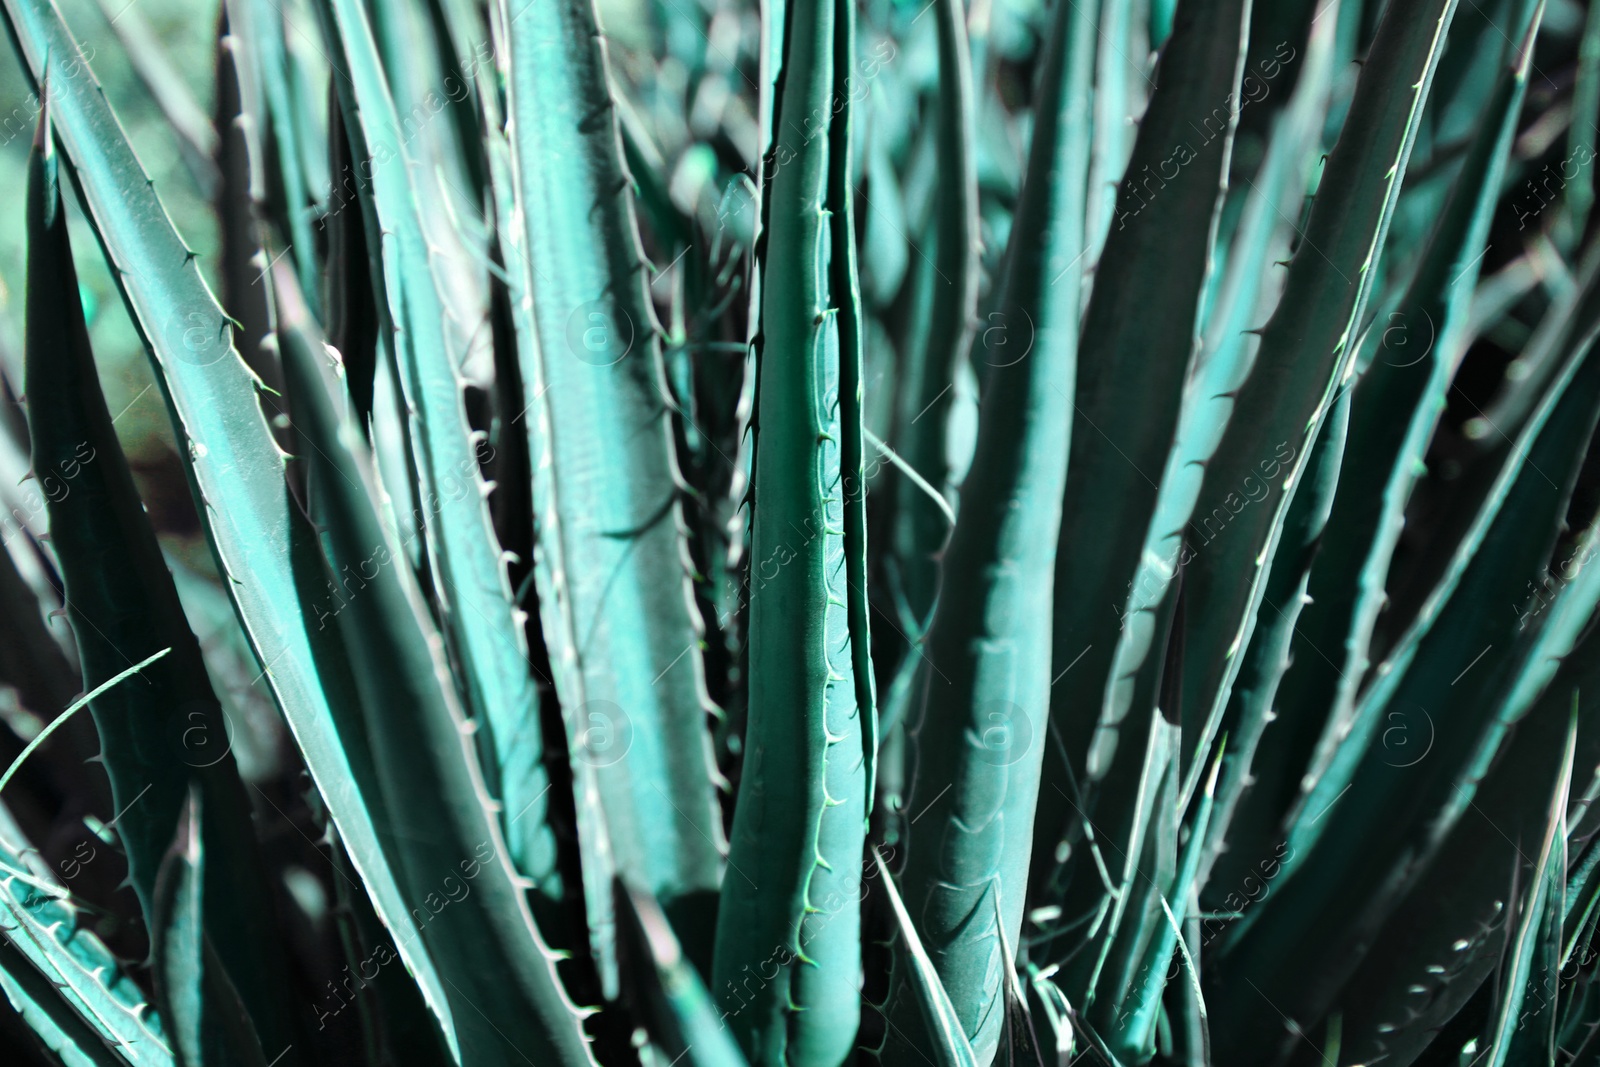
left=1, top=0, right=1599, bottom=1063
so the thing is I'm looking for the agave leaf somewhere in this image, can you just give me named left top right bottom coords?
left=830, top=0, right=875, bottom=814
left=0, top=805, right=171, bottom=1067
left=1113, top=747, right=1225, bottom=1060
left=149, top=791, right=270, bottom=1067
left=0, top=937, right=137, bottom=1067
left=500, top=0, right=725, bottom=974
left=1215, top=337, right=1600, bottom=1058
left=1200, top=385, right=1349, bottom=892
left=1123, top=10, right=1342, bottom=916
left=488, top=0, right=624, bottom=985
left=1072, top=34, right=1338, bottom=892
left=275, top=269, right=596, bottom=1067
left=1071, top=715, right=1180, bottom=1015
left=1084, top=0, right=1136, bottom=264
left=1561, top=0, right=1600, bottom=249
left=1280, top=269, right=1600, bottom=885
left=24, top=103, right=302, bottom=1065
left=889, top=0, right=1093, bottom=1056
left=887, top=0, right=979, bottom=641
left=211, top=6, right=284, bottom=432
left=1317, top=677, right=1590, bottom=1066
left=710, top=0, right=869, bottom=1061
left=1045, top=0, right=1252, bottom=807
left=1194, top=0, right=1339, bottom=397
left=1169, top=0, right=1461, bottom=809
left=227, top=0, right=319, bottom=317
left=359, top=0, right=492, bottom=389
left=87, top=0, right=217, bottom=195
left=477, top=1, right=568, bottom=926
left=1478, top=711, right=1571, bottom=1067
left=1089, top=722, right=1184, bottom=1048
left=615, top=881, right=748, bottom=1067
left=1170, top=901, right=1210, bottom=1067
left=1149, top=0, right=1176, bottom=48
left=0, top=0, right=458, bottom=1046
left=1262, top=5, right=1539, bottom=831
left=874, top=850, right=979, bottom=1067
left=315, top=0, right=567, bottom=974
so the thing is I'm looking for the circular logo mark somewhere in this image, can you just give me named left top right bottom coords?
left=574, top=700, right=633, bottom=767
left=1376, top=306, right=1435, bottom=369
left=177, top=310, right=233, bottom=367
left=565, top=302, right=634, bottom=367
left=170, top=700, right=235, bottom=768
left=978, top=308, right=1036, bottom=368
left=971, top=701, right=1034, bottom=767
left=1379, top=702, right=1434, bottom=768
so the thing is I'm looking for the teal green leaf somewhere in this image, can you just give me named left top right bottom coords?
left=1214, top=332, right=1600, bottom=1059
left=149, top=791, right=269, bottom=1067
left=500, top=0, right=725, bottom=973
left=1084, top=0, right=1135, bottom=263
left=1170, top=0, right=1461, bottom=808
left=0, top=809, right=171, bottom=1067
left=315, top=0, right=564, bottom=965
left=891, top=0, right=1095, bottom=1055
left=1479, top=710, right=1572, bottom=1067
left=0, top=0, right=457, bottom=1047
left=0, top=936, right=139, bottom=1067
left=1111, top=1, right=1341, bottom=830
left=228, top=0, right=320, bottom=317
left=275, top=270, right=596, bottom=1067
left=710, top=0, right=869, bottom=1061
left=1201, top=385, right=1349, bottom=894
left=1149, top=0, right=1176, bottom=48
left=25, top=102, right=301, bottom=1066
left=888, top=0, right=979, bottom=639
left=1041, top=0, right=1252, bottom=874
left=830, top=0, right=875, bottom=815
left=615, top=881, right=749, bottom=1067
left=0, top=651, right=170, bottom=797
left=1113, top=745, right=1222, bottom=1063
left=1262, top=5, right=1538, bottom=839
left=874, top=850, right=979, bottom=1067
